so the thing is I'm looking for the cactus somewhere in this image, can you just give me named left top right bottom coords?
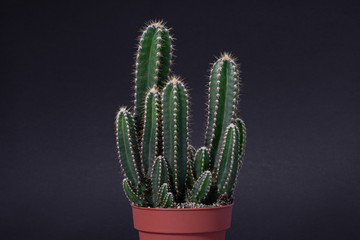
left=115, top=21, right=246, bottom=208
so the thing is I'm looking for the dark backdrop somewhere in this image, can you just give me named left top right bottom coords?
left=2, top=1, right=360, bottom=239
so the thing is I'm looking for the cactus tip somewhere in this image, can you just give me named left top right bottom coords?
left=115, top=106, right=128, bottom=124
left=146, top=19, right=167, bottom=29
left=169, top=75, right=181, bottom=83
left=149, top=86, right=158, bottom=93
left=118, top=106, right=128, bottom=113
left=219, top=52, right=237, bottom=61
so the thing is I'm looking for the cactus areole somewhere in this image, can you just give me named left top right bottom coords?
left=115, top=20, right=246, bottom=240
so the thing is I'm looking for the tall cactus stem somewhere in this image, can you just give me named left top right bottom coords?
left=134, top=21, right=173, bottom=139
left=205, top=53, right=240, bottom=170
left=162, top=77, right=189, bottom=202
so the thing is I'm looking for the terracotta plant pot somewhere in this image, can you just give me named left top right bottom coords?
left=132, top=204, right=233, bottom=240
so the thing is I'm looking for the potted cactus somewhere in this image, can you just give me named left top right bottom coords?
left=115, top=20, right=246, bottom=240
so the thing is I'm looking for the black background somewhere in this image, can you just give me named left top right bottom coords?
left=2, top=1, right=360, bottom=239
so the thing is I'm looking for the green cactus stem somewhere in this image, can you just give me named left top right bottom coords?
left=162, top=192, right=174, bottom=208
left=123, top=178, right=145, bottom=206
left=157, top=183, right=168, bottom=206
left=186, top=163, right=195, bottom=191
left=194, top=147, right=210, bottom=179
left=116, top=107, right=143, bottom=187
left=141, top=88, right=159, bottom=175
left=188, top=145, right=196, bottom=160
left=158, top=183, right=172, bottom=207
left=224, top=118, right=246, bottom=197
left=190, top=170, right=212, bottom=203
left=151, top=156, right=169, bottom=203
left=156, top=93, right=164, bottom=157
left=162, top=77, right=189, bottom=202
left=235, top=118, right=247, bottom=163
left=215, top=123, right=240, bottom=196
left=134, top=21, right=173, bottom=138
left=205, top=53, right=240, bottom=170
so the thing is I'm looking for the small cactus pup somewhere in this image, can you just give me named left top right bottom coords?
left=193, top=147, right=210, bottom=179
left=151, top=156, right=169, bottom=206
left=189, top=170, right=212, bottom=203
left=115, top=21, right=246, bottom=209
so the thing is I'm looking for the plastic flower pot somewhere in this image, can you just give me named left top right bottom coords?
left=132, top=204, right=233, bottom=240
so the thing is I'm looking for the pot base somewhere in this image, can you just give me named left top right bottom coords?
left=132, top=204, right=233, bottom=240
left=139, top=230, right=226, bottom=240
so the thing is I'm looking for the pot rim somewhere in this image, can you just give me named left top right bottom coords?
left=131, top=203, right=234, bottom=211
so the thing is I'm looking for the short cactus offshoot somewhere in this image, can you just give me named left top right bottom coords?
left=115, top=21, right=246, bottom=208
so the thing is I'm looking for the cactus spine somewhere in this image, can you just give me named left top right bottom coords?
left=115, top=21, right=246, bottom=208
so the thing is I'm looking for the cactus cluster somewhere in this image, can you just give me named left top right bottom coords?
left=115, top=21, right=246, bottom=208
